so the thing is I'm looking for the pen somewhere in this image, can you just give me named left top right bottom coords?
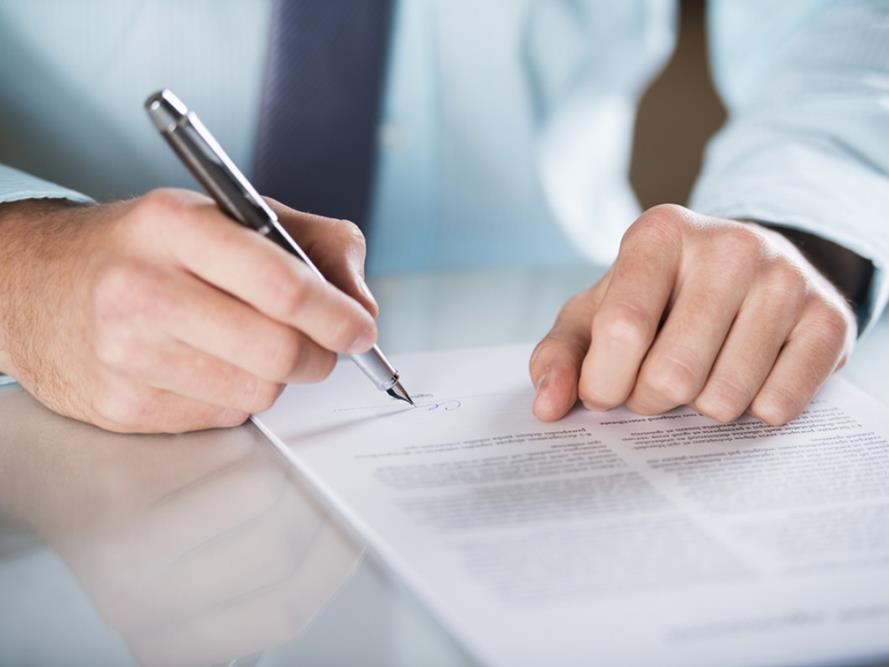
left=144, top=89, right=413, bottom=406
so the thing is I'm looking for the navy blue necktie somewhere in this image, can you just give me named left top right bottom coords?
left=252, top=0, right=394, bottom=230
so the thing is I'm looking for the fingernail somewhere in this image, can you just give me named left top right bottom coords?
left=537, top=373, right=549, bottom=393
left=582, top=400, right=608, bottom=412
left=349, top=326, right=377, bottom=353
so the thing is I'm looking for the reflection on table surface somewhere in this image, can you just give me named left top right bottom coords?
left=0, top=385, right=473, bottom=666
left=1, top=266, right=887, bottom=667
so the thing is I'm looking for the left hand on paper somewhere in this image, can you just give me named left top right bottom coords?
left=530, top=205, right=857, bottom=426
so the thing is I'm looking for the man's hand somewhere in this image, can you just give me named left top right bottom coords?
left=531, top=205, right=857, bottom=426
left=0, top=189, right=379, bottom=433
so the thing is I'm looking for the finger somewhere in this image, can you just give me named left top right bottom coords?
left=530, top=282, right=606, bottom=422
left=693, top=267, right=807, bottom=422
left=627, top=246, right=754, bottom=415
left=749, top=301, right=852, bottom=426
left=578, top=216, right=681, bottom=410
left=135, top=338, right=287, bottom=414
left=90, top=373, right=249, bottom=435
left=143, top=192, right=377, bottom=354
left=269, top=200, right=379, bottom=317
left=151, top=271, right=338, bottom=384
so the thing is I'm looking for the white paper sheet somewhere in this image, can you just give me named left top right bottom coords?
left=255, top=344, right=889, bottom=667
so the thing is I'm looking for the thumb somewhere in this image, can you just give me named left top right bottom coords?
left=529, top=274, right=610, bottom=421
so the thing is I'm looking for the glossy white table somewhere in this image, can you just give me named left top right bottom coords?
left=1, top=265, right=886, bottom=667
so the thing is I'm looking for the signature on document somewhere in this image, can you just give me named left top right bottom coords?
left=333, top=393, right=462, bottom=414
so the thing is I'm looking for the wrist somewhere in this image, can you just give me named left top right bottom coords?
left=0, top=198, right=92, bottom=377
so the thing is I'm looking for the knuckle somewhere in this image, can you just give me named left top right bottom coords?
left=93, top=263, right=165, bottom=322
left=750, top=387, right=800, bottom=426
left=328, top=310, right=369, bottom=351
left=592, top=303, right=655, bottom=352
left=137, top=188, right=188, bottom=222
left=308, top=351, right=338, bottom=383
left=623, top=209, right=682, bottom=249
left=133, top=188, right=208, bottom=239
left=268, top=330, right=304, bottom=381
left=92, top=264, right=135, bottom=315
left=704, top=228, right=763, bottom=284
left=272, top=271, right=311, bottom=320
left=577, top=382, right=621, bottom=411
left=763, top=260, right=808, bottom=296
left=694, top=376, right=753, bottom=422
left=94, top=326, right=136, bottom=370
left=694, top=397, right=742, bottom=423
left=93, top=384, right=149, bottom=429
left=642, top=203, right=688, bottom=226
left=720, top=225, right=764, bottom=261
left=270, top=332, right=337, bottom=383
left=250, top=381, right=285, bottom=413
left=810, top=302, right=851, bottom=350
left=641, top=354, right=700, bottom=405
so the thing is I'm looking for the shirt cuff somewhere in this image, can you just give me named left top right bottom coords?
left=0, top=164, right=94, bottom=207
left=690, top=141, right=889, bottom=337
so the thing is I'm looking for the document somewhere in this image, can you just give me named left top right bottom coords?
left=255, top=345, right=889, bottom=667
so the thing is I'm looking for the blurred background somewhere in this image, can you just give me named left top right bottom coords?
left=630, top=0, right=725, bottom=210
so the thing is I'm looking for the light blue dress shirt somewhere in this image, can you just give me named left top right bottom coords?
left=1, top=0, right=888, bottom=329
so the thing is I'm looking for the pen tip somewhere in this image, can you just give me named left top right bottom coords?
left=387, top=382, right=414, bottom=406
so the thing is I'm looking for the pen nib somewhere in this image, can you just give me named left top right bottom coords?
left=387, top=382, right=414, bottom=406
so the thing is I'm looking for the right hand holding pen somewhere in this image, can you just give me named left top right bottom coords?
left=0, top=189, right=379, bottom=433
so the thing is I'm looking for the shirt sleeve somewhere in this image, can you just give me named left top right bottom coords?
left=0, top=163, right=93, bottom=206
left=690, top=0, right=889, bottom=334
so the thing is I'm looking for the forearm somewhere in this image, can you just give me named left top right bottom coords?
left=0, top=201, right=36, bottom=376
left=0, top=162, right=97, bottom=377
left=0, top=199, right=93, bottom=378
